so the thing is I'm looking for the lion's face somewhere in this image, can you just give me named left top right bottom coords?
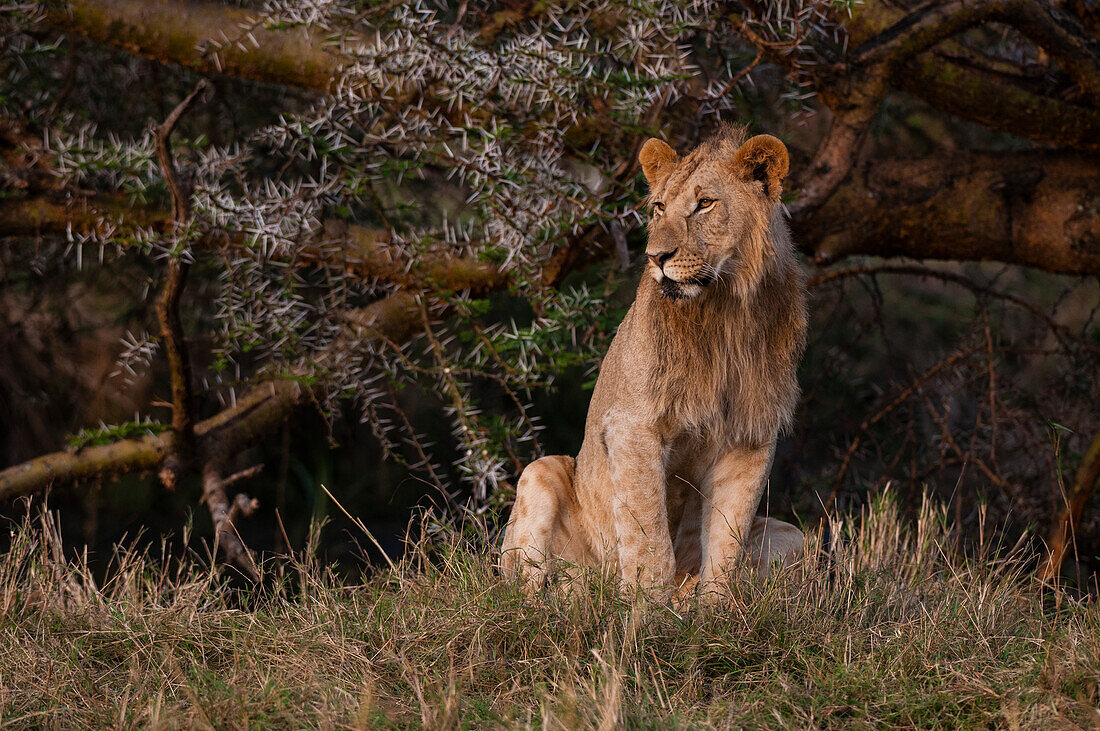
left=638, top=128, right=789, bottom=301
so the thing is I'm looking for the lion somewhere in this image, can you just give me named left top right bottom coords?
left=500, top=125, right=808, bottom=594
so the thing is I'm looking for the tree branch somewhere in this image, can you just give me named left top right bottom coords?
left=154, top=79, right=206, bottom=223
left=306, top=221, right=509, bottom=294
left=999, top=0, right=1100, bottom=106
left=153, top=79, right=207, bottom=487
left=0, top=283, right=470, bottom=502
left=0, top=194, right=168, bottom=238
left=792, top=151, right=1100, bottom=278
left=1, top=194, right=509, bottom=295
left=789, top=78, right=886, bottom=217
left=852, top=0, right=1100, bottom=103
left=786, top=0, right=1100, bottom=214
left=0, top=378, right=302, bottom=502
left=894, top=54, right=1100, bottom=153
left=201, top=459, right=260, bottom=579
left=0, top=435, right=167, bottom=502
left=1062, top=0, right=1100, bottom=38
left=851, top=0, right=1008, bottom=69
left=45, top=0, right=340, bottom=92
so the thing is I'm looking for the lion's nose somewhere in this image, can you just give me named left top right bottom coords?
left=647, top=248, right=677, bottom=269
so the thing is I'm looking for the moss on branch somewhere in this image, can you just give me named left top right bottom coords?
left=0, top=435, right=167, bottom=501
left=895, top=55, right=1100, bottom=154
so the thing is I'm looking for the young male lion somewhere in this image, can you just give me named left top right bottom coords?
left=501, top=125, right=808, bottom=593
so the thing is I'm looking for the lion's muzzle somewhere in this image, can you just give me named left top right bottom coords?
left=647, top=245, right=714, bottom=300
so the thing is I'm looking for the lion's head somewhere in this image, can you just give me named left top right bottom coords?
left=638, top=125, right=789, bottom=301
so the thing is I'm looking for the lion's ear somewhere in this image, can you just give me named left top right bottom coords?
left=733, top=134, right=789, bottom=202
left=639, top=138, right=679, bottom=188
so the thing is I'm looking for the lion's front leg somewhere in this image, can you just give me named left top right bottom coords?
left=699, top=443, right=774, bottom=585
left=604, top=417, right=676, bottom=590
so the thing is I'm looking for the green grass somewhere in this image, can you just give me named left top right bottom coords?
left=0, top=497, right=1097, bottom=729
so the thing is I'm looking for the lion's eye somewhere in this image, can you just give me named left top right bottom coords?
left=697, top=198, right=715, bottom=210
left=653, top=202, right=665, bottom=214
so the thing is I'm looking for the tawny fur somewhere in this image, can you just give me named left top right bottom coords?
left=501, top=125, right=808, bottom=593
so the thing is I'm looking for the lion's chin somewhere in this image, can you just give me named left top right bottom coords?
left=658, top=270, right=714, bottom=301
left=659, top=279, right=704, bottom=301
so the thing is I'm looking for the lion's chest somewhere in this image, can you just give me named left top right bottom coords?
left=662, top=428, right=715, bottom=487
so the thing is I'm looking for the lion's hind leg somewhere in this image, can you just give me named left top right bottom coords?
left=499, top=455, right=588, bottom=589
left=746, top=516, right=804, bottom=573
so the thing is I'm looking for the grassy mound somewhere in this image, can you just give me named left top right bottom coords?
left=1, top=498, right=1097, bottom=728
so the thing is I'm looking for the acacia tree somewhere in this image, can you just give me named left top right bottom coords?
left=1, top=0, right=1098, bottom=578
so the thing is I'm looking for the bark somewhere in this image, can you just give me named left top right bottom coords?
left=792, top=152, right=1100, bottom=278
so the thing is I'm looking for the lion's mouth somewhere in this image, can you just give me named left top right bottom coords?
left=659, top=270, right=715, bottom=300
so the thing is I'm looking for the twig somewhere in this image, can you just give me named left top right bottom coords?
left=922, top=396, right=1007, bottom=489
left=445, top=0, right=468, bottom=40
left=155, top=79, right=207, bottom=224
left=223, top=463, right=264, bottom=488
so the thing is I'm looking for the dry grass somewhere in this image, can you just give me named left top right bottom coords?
left=0, top=496, right=1097, bottom=729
